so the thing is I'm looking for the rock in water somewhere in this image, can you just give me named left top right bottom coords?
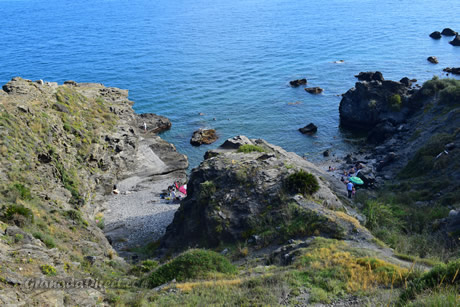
left=190, top=129, right=218, bottom=146
left=354, top=71, right=384, bottom=82
left=339, top=78, right=414, bottom=129
left=305, top=87, right=324, bottom=94
left=159, top=136, right=373, bottom=254
left=441, top=28, right=457, bottom=36
left=290, top=78, right=307, bottom=87
left=443, top=67, right=460, bottom=75
left=399, top=77, right=413, bottom=87
left=429, top=31, right=442, bottom=39
left=427, top=56, right=439, bottom=64
left=449, top=35, right=460, bottom=46
left=299, top=123, right=318, bottom=134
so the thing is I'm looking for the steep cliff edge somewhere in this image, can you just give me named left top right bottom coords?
left=0, top=77, right=186, bottom=305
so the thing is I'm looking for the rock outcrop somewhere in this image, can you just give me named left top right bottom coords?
left=441, top=28, right=457, bottom=36
left=305, top=87, right=324, bottom=94
left=190, top=128, right=218, bottom=146
left=339, top=73, right=415, bottom=129
left=159, top=136, right=371, bottom=254
left=443, top=67, right=460, bottom=75
left=449, top=35, right=460, bottom=46
left=427, top=56, right=439, bottom=64
left=289, top=78, right=307, bottom=87
left=354, top=71, right=384, bottom=82
left=299, top=123, right=318, bottom=134
left=429, top=31, right=442, bottom=39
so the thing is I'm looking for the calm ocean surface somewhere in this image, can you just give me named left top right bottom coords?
left=1, top=0, right=459, bottom=169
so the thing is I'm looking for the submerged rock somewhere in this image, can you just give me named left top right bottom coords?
left=441, top=28, right=457, bottom=36
left=159, top=136, right=372, bottom=254
left=290, top=78, right=307, bottom=87
left=429, top=31, right=442, bottom=39
left=190, top=129, right=218, bottom=146
left=305, top=87, right=324, bottom=94
left=427, top=56, right=439, bottom=64
left=299, top=123, right=318, bottom=134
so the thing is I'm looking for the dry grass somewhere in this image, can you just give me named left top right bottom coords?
left=174, top=278, right=243, bottom=292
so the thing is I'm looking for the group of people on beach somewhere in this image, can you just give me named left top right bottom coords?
left=328, top=162, right=365, bottom=199
left=160, top=181, right=187, bottom=202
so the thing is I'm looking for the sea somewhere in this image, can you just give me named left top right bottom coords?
left=1, top=0, right=459, bottom=169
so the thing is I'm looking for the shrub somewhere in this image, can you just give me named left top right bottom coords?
left=3, top=204, right=34, bottom=224
left=362, top=200, right=399, bottom=231
left=237, top=144, right=265, bottom=153
left=388, top=94, right=402, bottom=111
left=284, top=170, right=319, bottom=196
left=64, top=209, right=88, bottom=226
left=33, top=232, right=56, bottom=248
left=399, top=259, right=460, bottom=304
left=147, top=249, right=237, bottom=287
left=199, top=181, right=216, bottom=200
left=10, top=183, right=32, bottom=200
left=40, top=264, right=57, bottom=276
left=419, top=77, right=460, bottom=106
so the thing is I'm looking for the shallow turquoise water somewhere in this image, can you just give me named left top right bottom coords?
left=1, top=0, right=459, bottom=168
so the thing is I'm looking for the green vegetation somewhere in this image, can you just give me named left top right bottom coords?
left=400, top=132, right=456, bottom=178
left=388, top=94, right=402, bottom=110
left=237, top=144, right=265, bottom=153
left=64, top=209, right=88, bottom=226
left=2, top=204, right=34, bottom=224
left=420, top=77, right=460, bottom=106
left=146, top=249, right=237, bottom=287
left=33, top=231, right=56, bottom=248
left=40, top=264, right=57, bottom=276
left=199, top=181, right=216, bottom=201
left=399, top=259, right=460, bottom=305
left=284, top=170, right=320, bottom=196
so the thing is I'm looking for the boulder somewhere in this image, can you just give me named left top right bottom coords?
left=290, top=79, right=307, bottom=87
left=305, top=87, right=324, bottom=94
left=367, top=121, right=397, bottom=144
left=441, top=28, right=457, bottom=36
left=323, top=149, right=330, bottom=157
left=64, top=80, right=78, bottom=86
left=299, top=123, right=318, bottom=134
left=443, top=67, right=460, bottom=75
left=136, top=113, right=172, bottom=133
left=339, top=78, right=413, bottom=129
left=429, top=31, right=442, bottom=39
left=159, top=136, right=373, bottom=254
left=427, top=56, right=439, bottom=64
left=354, top=71, right=384, bottom=82
left=190, top=129, right=218, bottom=146
left=449, top=35, right=460, bottom=46
left=399, top=77, right=412, bottom=87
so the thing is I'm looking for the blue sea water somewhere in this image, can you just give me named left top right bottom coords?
left=1, top=0, right=459, bottom=169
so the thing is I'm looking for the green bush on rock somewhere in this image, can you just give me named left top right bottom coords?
left=284, top=170, right=319, bottom=196
left=146, top=249, right=236, bottom=287
left=237, top=144, right=265, bottom=153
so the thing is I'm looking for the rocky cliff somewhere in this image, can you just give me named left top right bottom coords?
left=0, top=77, right=187, bottom=305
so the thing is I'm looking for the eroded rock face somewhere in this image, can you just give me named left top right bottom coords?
left=190, top=129, right=218, bottom=146
left=159, top=136, right=372, bottom=254
left=339, top=75, right=414, bottom=129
